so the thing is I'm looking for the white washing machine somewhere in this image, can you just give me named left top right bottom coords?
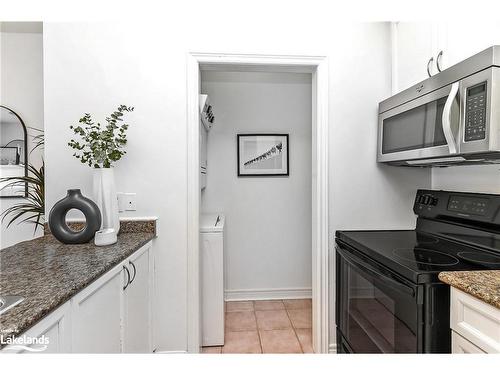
left=200, top=213, right=225, bottom=346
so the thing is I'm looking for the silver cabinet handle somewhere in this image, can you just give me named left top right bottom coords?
left=129, top=261, right=137, bottom=284
left=427, top=57, right=434, bottom=77
left=436, top=50, right=443, bottom=72
left=442, top=82, right=460, bottom=154
left=123, top=265, right=131, bottom=290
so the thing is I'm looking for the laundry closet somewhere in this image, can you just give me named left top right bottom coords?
left=199, top=69, right=313, bottom=352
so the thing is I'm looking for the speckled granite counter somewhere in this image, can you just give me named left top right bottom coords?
left=439, top=271, right=500, bottom=309
left=0, top=220, right=156, bottom=344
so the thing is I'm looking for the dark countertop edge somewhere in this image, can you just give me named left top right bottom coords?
left=0, top=232, right=156, bottom=348
left=438, top=271, right=500, bottom=310
left=43, top=218, right=157, bottom=236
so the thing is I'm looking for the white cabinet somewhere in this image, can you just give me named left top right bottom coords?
left=393, top=22, right=437, bottom=92
left=393, top=22, right=500, bottom=93
left=441, top=22, right=500, bottom=69
left=71, top=243, right=153, bottom=353
left=2, top=240, right=154, bottom=354
left=123, top=244, right=153, bottom=353
left=452, top=331, right=485, bottom=354
left=71, top=264, right=125, bottom=353
left=450, top=287, right=500, bottom=353
left=2, top=302, right=71, bottom=353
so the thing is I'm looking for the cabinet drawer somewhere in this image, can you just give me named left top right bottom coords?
left=451, top=287, right=500, bottom=353
left=452, top=332, right=485, bottom=354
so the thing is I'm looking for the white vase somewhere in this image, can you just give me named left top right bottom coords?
left=92, top=167, right=120, bottom=234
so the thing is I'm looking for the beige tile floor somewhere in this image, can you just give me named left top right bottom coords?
left=202, top=298, right=313, bottom=354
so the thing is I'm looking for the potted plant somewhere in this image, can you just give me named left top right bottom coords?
left=68, top=105, right=134, bottom=234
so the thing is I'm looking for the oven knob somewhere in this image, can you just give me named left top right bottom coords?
left=423, top=196, right=431, bottom=205
left=431, top=197, right=438, bottom=206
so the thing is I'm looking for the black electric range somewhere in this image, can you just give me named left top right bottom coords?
left=335, top=189, right=500, bottom=354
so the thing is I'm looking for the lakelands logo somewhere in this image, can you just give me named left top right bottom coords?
left=1, top=334, right=49, bottom=352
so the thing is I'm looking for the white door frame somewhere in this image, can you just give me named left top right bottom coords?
left=186, top=52, right=329, bottom=353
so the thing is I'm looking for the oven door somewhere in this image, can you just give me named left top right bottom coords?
left=378, top=82, right=461, bottom=164
left=336, top=243, right=423, bottom=353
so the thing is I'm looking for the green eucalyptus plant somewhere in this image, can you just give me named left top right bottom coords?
left=68, top=105, right=134, bottom=168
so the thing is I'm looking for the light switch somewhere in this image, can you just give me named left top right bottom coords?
left=117, top=192, right=137, bottom=212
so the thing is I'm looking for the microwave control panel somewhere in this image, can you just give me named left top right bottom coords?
left=465, top=82, right=487, bottom=142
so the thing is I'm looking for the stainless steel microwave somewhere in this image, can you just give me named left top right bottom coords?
left=378, top=46, right=500, bottom=167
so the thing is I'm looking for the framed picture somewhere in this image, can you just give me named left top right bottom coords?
left=0, top=147, right=20, bottom=165
left=237, top=134, right=289, bottom=177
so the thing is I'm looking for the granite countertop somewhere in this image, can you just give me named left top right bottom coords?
left=439, top=270, right=500, bottom=309
left=0, top=220, right=156, bottom=344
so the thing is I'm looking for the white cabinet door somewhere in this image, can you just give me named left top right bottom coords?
left=394, top=22, right=437, bottom=92
left=441, top=22, right=500, bottom=69
left=123, top=244, right=152, bottom=353
left=452, top=332, right=485, bottom=354
left=71, top=266, right=125, bottom=353
left=2, top=302, right=71, bottom=353
left=450, top=287, right=500, bottom=353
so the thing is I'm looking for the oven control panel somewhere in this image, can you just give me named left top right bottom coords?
left=414, top=189, right=500, bottom=225
left=464, top=82, right=487, bottom=142
left=447, top=195, right=488, bottom=216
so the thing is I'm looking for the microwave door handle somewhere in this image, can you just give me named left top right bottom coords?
left=337, top=246, right=415, bottom=297
left=442, top=82, right=460, bottom=154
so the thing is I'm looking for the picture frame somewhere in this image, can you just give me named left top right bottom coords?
left=237, top=134, right=289, bottom=177
left=0, top=146, right=20, bottom=165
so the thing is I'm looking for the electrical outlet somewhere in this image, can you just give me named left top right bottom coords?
left=117, top=192, right=137, bottom=212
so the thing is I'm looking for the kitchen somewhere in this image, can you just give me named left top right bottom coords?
left=0, top=1, right=500, bottom=373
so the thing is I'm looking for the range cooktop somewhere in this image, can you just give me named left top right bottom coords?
left=336, top=189, right=500, bottom=284
left=336, top=229, right=500, bottom=283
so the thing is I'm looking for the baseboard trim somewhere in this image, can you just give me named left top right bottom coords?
left=225, top=287, right=312, bottom=301
left=328, top=343, right=337, bottom=354
left=154, top=350, right=188, bottom=354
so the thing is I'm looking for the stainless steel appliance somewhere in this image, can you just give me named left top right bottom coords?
left=378, top=46, right=500, bottom=166
left=335, top=189, right=500, bottom=353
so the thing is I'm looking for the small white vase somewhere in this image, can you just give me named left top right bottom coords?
left=92, top=167, right=120, bottom=234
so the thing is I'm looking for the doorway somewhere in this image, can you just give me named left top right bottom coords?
left=187, top=53, right=329, bottom=353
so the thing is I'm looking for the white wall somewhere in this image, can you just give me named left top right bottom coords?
left=432, top=165, right=500, bottom=193
left=327, top=25, right=431, bottom=349
left=329, top=35, right=429, bottom=233
left=0, top=29, right=44, bottom=249
left=200, top=71, right=312, bottom=298
left=42, top=21, right=430, bottom=352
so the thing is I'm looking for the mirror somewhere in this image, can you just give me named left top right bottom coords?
left=0, top=105, right=28, bottom=198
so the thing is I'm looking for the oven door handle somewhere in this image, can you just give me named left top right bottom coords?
left=337, top=246, right=416, bottom=297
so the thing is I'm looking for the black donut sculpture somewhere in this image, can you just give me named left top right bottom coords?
left=48, top=189, right=102, bottom=244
